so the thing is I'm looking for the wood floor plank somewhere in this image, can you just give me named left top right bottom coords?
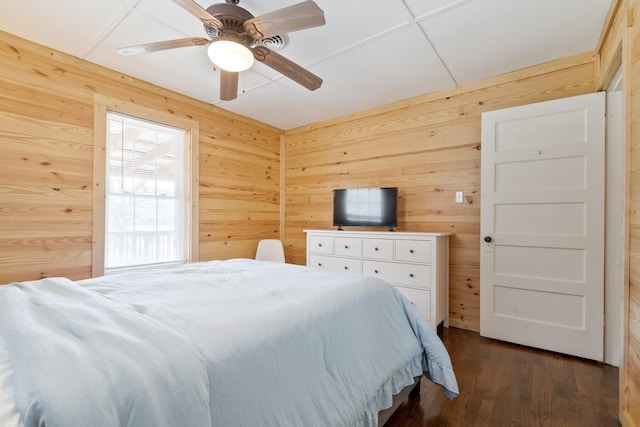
left=385, top=327, right=619, bottom=427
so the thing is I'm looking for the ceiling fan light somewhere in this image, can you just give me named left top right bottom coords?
left=207, top=40, right=254, bottom=72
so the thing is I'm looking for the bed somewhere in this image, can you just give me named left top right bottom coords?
left=0, top=258, right=458, bottom=427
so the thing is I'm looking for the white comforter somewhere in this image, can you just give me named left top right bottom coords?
left=0, top=259, right=458, bottom=426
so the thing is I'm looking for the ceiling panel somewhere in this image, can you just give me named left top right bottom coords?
left=0, top=0, right=613, bottom=130
left=403, top=0, right=471, bottom=19
left=135, top=0, right=206, bottom=37
left=85, top=8, right=218, bottom=101
left=276, top=0, right=414, bottom=65
left=1, top=0, right=131, bottom=57
left=420, top=0, right=611, bottom=85
left=273, top=25, right=457, bottom=129
left=220, top=79, right=330, bottom=129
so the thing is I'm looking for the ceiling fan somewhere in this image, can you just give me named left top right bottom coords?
left=117, top=0, right=326, bottom=101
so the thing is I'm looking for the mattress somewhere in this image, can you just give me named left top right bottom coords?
left=0, top=259, right=458, bottom=426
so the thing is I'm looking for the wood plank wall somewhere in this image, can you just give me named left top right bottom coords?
left=598, top=1, right=640, bottom=425
left=283, top=53, right=597, bottom=332
left=0, top=30, right=281, bottom=283
left=627, top=4, right=640, bottom=412
left=626, top=4, right=640, bottom=424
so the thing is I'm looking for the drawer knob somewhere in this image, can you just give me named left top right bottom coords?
left=344, top=245, right=349, bottom=249
left=409, top=249, right=414, bottom=254
left=344, top=266, right=348, bottom=270
left=374, top=269, right=379, bottom=274
left=374, top=247, right=379, bottom=251
left=318, top=263, right=322, bottom=267
left=318, top=243, right=323, bottom=247
left=409, top=273, right=414, bottom=278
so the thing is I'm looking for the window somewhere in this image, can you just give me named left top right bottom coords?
left=93, top=95, right=199, bottom=276
left=105, top=112, right=185, bottom=270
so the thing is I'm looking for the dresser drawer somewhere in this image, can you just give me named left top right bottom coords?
left=396, top=239, right=431, bottom=263
left=363, top=260, right=431, bottom=289
left=394, top=286, right=431, bottom=321
left=334, top=237, right=362, bottom=257
left=362, top=238, right=394, bottom=260
left=308, top=235, right=334, bottom=254
left=309, top=254, right=362, bottom=274
left=305, top=229, right=449, bottom=331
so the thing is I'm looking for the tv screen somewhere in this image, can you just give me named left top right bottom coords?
left=333, top=187, right=398, bottom=231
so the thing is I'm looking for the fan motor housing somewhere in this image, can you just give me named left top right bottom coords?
left=205, top=3, right=253, bottom=36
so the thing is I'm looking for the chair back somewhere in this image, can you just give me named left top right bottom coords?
left=255, top=239, right=285, bottom=263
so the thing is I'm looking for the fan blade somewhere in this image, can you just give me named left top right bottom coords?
left=253, top=46, right=322, bottom=91
left=117, top=38, right=210, bottom=55
left=220, top=70, right=239, bottom=101
left=244, top=1, right=325, bottom=40
left=171, top=0, right=224, bottom=28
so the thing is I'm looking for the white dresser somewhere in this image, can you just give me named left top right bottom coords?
left=304, top=230, right=452, bottom=331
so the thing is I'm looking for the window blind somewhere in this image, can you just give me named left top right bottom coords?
left=105, top=112, right=186, bottom=271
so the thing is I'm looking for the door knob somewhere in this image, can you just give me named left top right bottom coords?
left=484, top=236, right=493, bottom=243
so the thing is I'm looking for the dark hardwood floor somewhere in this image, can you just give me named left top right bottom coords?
left=385, top=327, right=620, bottom=427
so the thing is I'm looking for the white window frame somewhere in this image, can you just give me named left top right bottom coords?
left=93, top=94, right=199, bottom=276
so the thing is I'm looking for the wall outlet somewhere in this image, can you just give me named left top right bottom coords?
left=455, top=191, right=464, bottom=203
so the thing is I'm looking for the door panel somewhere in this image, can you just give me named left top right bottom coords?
left=494, top=155, right=586, bottom=191
left=494, top=202, right=585, bottom=235
left=493, top=286, right=585, bottom=328
left=480, top=92, right=605, bottom=361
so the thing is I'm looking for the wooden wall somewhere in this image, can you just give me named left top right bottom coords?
left=623, top=13, right=640, bottom=423
left=283, top=53, right=597, bottom=332
left=0, top=30, right=281, bottom=283
left=598, top=1, right=640, bottom=425
left=626, top=8, right=640, bottom=422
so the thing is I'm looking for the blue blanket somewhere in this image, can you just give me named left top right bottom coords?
left=0, top=259, right=458, bottom=426
left=0, top=277, right=210, bottom=427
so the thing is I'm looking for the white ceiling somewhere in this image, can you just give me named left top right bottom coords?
left=0, top=0, right=612, bottom=130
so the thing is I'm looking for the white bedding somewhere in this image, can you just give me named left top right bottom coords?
left=0, top=335, right=20, bottom=427
left=0, top=259, right=458, bottom=426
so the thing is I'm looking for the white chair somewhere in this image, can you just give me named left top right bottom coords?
left=255, top=239, right=285, bottom=263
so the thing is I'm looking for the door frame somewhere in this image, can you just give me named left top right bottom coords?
left=605, top=68, right=625, bottom=367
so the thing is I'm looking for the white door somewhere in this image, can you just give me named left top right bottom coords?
left=480, top=92, right=605, bottom=361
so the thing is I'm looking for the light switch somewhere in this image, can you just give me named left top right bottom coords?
left=455, top=191, right=464, bottom=203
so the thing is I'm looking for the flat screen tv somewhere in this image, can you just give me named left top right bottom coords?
left=333, top=187, right=398, bottom=231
